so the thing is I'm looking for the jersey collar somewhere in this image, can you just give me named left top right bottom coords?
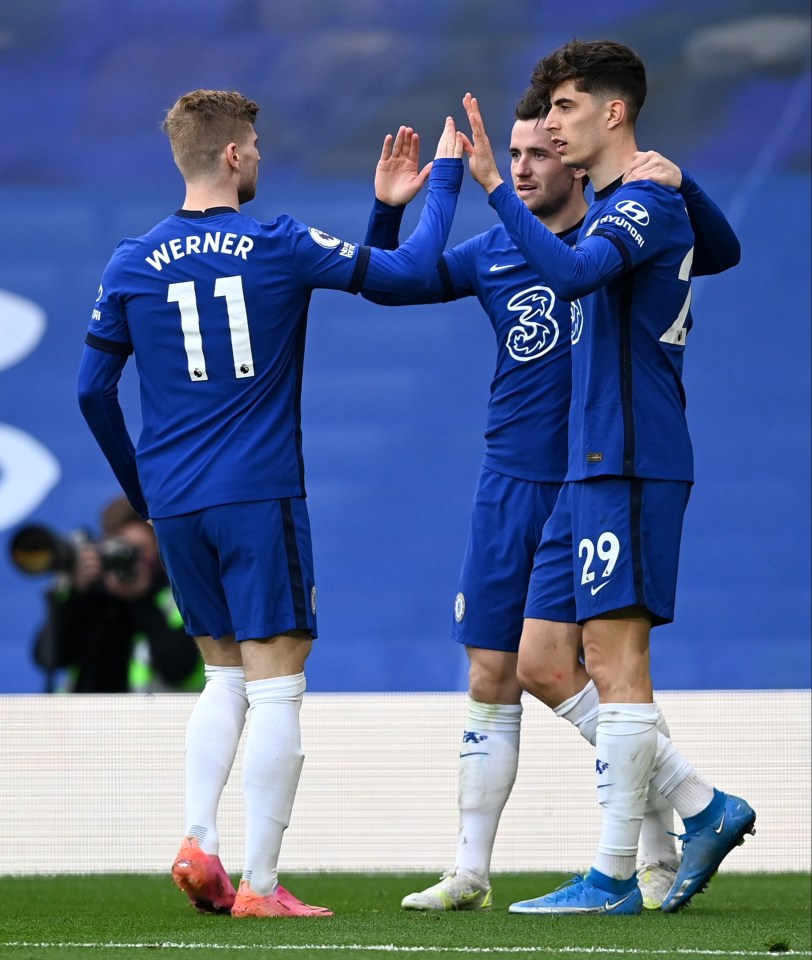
left=175, top=207, right=238, bottom=218
left=593, top=176, right=624, bottom=202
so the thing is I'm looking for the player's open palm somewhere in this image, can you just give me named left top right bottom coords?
left=462, top=93, right=503, bottom=193
left=375, top=126, right=431, bottom=206
left=434, top=115, right=465, bottom=161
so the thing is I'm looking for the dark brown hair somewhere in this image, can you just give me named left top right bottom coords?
left=514, top=85, right=548, bottom=122
left=531, top=39, right=647, bottom=124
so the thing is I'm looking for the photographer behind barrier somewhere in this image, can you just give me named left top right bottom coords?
left=11, top=496, right=203, bottom=693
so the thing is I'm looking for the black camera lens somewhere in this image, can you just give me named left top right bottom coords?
left=9, top=525, right=78, bottom=575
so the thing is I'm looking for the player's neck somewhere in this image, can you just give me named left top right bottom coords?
left=586, top=137, right=638, bottom=193
left=538, top=198, right=589, bottom=235
left=182, top=180, right=240, bottom=213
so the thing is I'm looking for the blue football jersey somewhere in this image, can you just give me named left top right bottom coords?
left=444, top=226, right=576, bottom=482
left=89, top=210, right=359, bottom=517
left=490, top=177, right=697, bottom=482
left=365, top=202, right=576, bottom=482
left=83, top=160, right=462, bottom=518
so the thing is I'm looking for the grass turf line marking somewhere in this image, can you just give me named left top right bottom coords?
left=2, top=945, right=810, bottom=956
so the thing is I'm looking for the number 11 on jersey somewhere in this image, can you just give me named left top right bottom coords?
left=168, top=275, right=255, bottom=381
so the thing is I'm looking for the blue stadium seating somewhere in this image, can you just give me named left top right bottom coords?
left=0, top=0, right=808, bottom=692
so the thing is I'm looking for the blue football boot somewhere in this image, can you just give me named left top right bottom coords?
left=509, top=870, right=643, bottom=916
left=661, top=790, right=756, bottom=912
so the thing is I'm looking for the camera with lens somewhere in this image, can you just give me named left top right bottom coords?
left=9, top=524, right=141, bottom=583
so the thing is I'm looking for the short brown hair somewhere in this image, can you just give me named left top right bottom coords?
left=514, top=85, right=548, bottom=122
left=531, top=39, right=647, bottom=124
left=162, top=89, right=260, bottom=179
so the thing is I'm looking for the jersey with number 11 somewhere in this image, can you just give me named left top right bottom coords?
left=87, top=207, right=366, bottom=518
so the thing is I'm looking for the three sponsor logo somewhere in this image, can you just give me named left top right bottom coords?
left=505, top=285, right=560, bottom=362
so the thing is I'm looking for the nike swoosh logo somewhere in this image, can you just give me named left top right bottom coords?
left=458, top=890, right=483, bottom=904
left=714, top=812, right=726, bottom=834
left=590, top=580, right=611, bottom=596
left=605, top=893, right=635, bottom=911
left=489, top=263, right=517, bottom=272
left=596, top=783, right=614, bottom=789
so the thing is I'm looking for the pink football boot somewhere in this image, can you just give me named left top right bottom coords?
left=231, top=879, right=333, bottom=917
left=171, top=836, right=237, bottom=914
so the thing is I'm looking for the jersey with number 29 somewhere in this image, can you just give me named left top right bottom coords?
left=568, top=179, right=696, bottom=481
left=489, top=177, right=698, bottom=482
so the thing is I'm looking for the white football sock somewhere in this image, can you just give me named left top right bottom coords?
left=593, top=703, right=659, bottom=881
left=638, top=708, right=678, bottom=866
left=184, top=664, right=248, bottom=855
left=651, top=745, right=715, bottom=821
left=555, top=682, right=678, bottom=866
left=454, top=698, right=522, bottom=882
left=552, top=678, right=601, bottom=739
left=564, top=692, right=715, bottom=827
left=241, top=673, right=306, bottom=896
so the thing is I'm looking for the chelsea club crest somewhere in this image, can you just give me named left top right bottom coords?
left=454, top=592, right=466, bottom=623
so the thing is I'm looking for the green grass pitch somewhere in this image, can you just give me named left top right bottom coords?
left=0, top=872, right=809, bottom=959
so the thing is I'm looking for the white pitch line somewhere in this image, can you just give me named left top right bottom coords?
left=1, top=943, right=810, bottom=957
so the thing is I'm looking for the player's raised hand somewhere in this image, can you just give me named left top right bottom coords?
left=375, top=126, right=432, bottom=206
left=434, top=116, right=465, bottom=160
left=624, top=150, right=683, bottom=188
left=461, top=93, right=504, bottom=194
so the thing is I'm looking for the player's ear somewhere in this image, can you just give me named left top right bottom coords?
left=606, top=98, right=626, bottom=130
left=225, top=141, right=240, bottom=170
left=573, top=167, right=588, bottom=184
